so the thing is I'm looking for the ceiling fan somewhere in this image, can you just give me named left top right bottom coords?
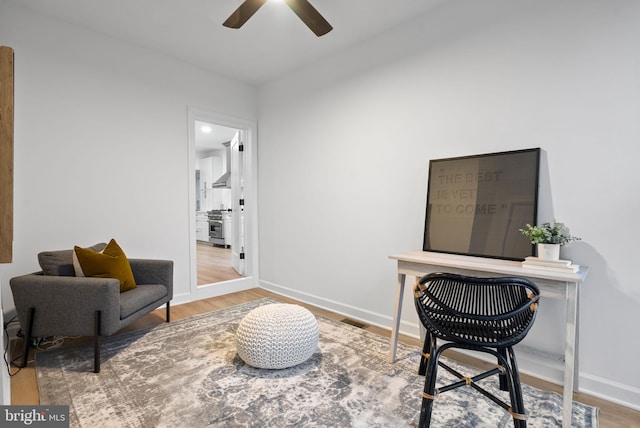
left=223, top=0, right=333, bottom=37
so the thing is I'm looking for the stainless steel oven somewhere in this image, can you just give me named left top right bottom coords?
left=208, top=210, right=225, bottom=246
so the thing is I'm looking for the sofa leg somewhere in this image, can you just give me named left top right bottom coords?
left=21, top=307, right=35, bottom=368
left=94, top=310, right=101, bottom=373
left=166, top=301, right=171, bottom=323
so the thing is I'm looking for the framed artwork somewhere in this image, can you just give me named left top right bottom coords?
left=423, top=148, right=540, bottom=261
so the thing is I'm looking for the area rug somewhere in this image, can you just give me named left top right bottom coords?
left=36, top=298, right=598, bottom=427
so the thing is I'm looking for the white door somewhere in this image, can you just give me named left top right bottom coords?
left=230, top=131, right=246, bottom=275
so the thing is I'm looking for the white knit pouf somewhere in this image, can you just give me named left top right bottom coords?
left=235, top=303, right=319, bottom=369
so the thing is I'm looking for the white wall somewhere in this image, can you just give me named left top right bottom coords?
left=0, top=1, right=257, bottom=310
left=258, top=0, right=640, bottom=409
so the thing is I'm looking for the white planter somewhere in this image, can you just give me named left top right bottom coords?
left=537, top=243, right=560, bottom=261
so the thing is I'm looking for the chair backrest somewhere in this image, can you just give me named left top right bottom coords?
left=38, top=243, right=107, bottom=276
left=414, top=272, right=540, bottom=348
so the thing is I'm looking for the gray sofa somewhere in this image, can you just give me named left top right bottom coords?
left=10, top=243, right=173, bottom=373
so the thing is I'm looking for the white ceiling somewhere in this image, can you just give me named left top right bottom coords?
left=9, top=0, right=446, bottom=86
left=195, top=121, right=238, bottom=154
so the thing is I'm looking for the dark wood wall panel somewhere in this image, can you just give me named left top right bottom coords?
left=0, top=46, right=14, bottom=263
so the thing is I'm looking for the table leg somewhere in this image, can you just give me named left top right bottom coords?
left=389, top=272, right=406, bottom=363
left=562, top=281, right=579, bottom=428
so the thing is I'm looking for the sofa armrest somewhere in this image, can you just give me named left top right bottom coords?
left=129, top=259, right=173, bottom=300
left=10, top=273, right=121, bottom=337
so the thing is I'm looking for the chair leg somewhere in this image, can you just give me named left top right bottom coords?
left=419, top=338, right=439, bottom=428
left=166, top=301, right=171, bottom=322
left=498, top=347, right=508, bottom=391
left=20, top=308, right=35, bottom=368
left=494, top=346, right=527, bottom=428
left=506, top=347, right=527, bottom=428
left=418, top=332, right=431, bottom=376
left=94, top=310, right=101, bottom=373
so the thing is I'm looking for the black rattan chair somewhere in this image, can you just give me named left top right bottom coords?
left=413, top=272, right=540, bottom=428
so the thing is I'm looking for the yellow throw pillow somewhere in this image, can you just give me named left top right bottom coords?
left=74, top=239, right=137, bottom=292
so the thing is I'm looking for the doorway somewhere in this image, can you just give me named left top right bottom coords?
left=187, top=107, right=258, bottom=299
left=194, top=121, right=242, bottom=285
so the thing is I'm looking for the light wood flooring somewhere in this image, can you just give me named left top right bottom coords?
left=196, top=241, right=242, bottom=285
left=9, top=288, right=640, bottom=427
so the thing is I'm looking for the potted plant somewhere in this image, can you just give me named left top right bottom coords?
left=519, top=221, right=580, bottom=260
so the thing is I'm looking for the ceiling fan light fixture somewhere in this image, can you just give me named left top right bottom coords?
left=222, top=0, right=267, bottom=29
left=223, top=0, right=332, bottom=37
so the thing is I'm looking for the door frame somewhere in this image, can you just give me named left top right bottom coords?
left=187, top=106, right=259, bottom=300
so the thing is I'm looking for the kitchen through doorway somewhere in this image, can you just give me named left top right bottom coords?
left=194, top=120, right=245, bottom=286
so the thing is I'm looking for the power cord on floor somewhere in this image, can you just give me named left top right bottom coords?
left=3, top=317, right=75, bottom=377
left=37, top=336, right=66, bottom=351
left=3, top=315, right=25, bottom=376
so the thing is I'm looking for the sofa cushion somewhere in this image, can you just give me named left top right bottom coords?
left=74, top=239, right=137, bottom=292
left=119, top=283, right=168, bottom=319
left=38, top=243, right=106, bottom=276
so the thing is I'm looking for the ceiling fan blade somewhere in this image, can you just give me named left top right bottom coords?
left=283, top=0, right=333, bottom=37
left=223, top=0, right=268, bottom=29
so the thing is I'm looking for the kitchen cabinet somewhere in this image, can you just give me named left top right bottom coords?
left=198, top=154, right=223, bottom=211
left=196, top=212, right=209, bottom=242
left=223, top=211, right=232, bottom=248
left=199, top=157, right=213, bottom=212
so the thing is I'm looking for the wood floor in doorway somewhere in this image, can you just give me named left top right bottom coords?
left=196, top=242, right=242, bottom=285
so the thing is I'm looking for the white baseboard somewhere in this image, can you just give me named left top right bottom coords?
left=170, top=291, right=193, bottom=306
left=172, top=277, right=258, bottom=306
left=579, top=372, right=640, bottom=412
left=258, top=279, right=640, bottom=412
left=259, top=280, right=393, bottom=330
left=195, top=276, right=257, bottom=301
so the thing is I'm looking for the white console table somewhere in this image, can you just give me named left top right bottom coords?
left=389, top=250, right=588, bottom=428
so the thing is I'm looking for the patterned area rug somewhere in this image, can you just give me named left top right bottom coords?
left=36, top=298, right=598, bottom=427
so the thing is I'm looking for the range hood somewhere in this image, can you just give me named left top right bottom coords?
left=211, top=171, right=230, bottom=188
left=211, top=141, right=231, bottom=188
